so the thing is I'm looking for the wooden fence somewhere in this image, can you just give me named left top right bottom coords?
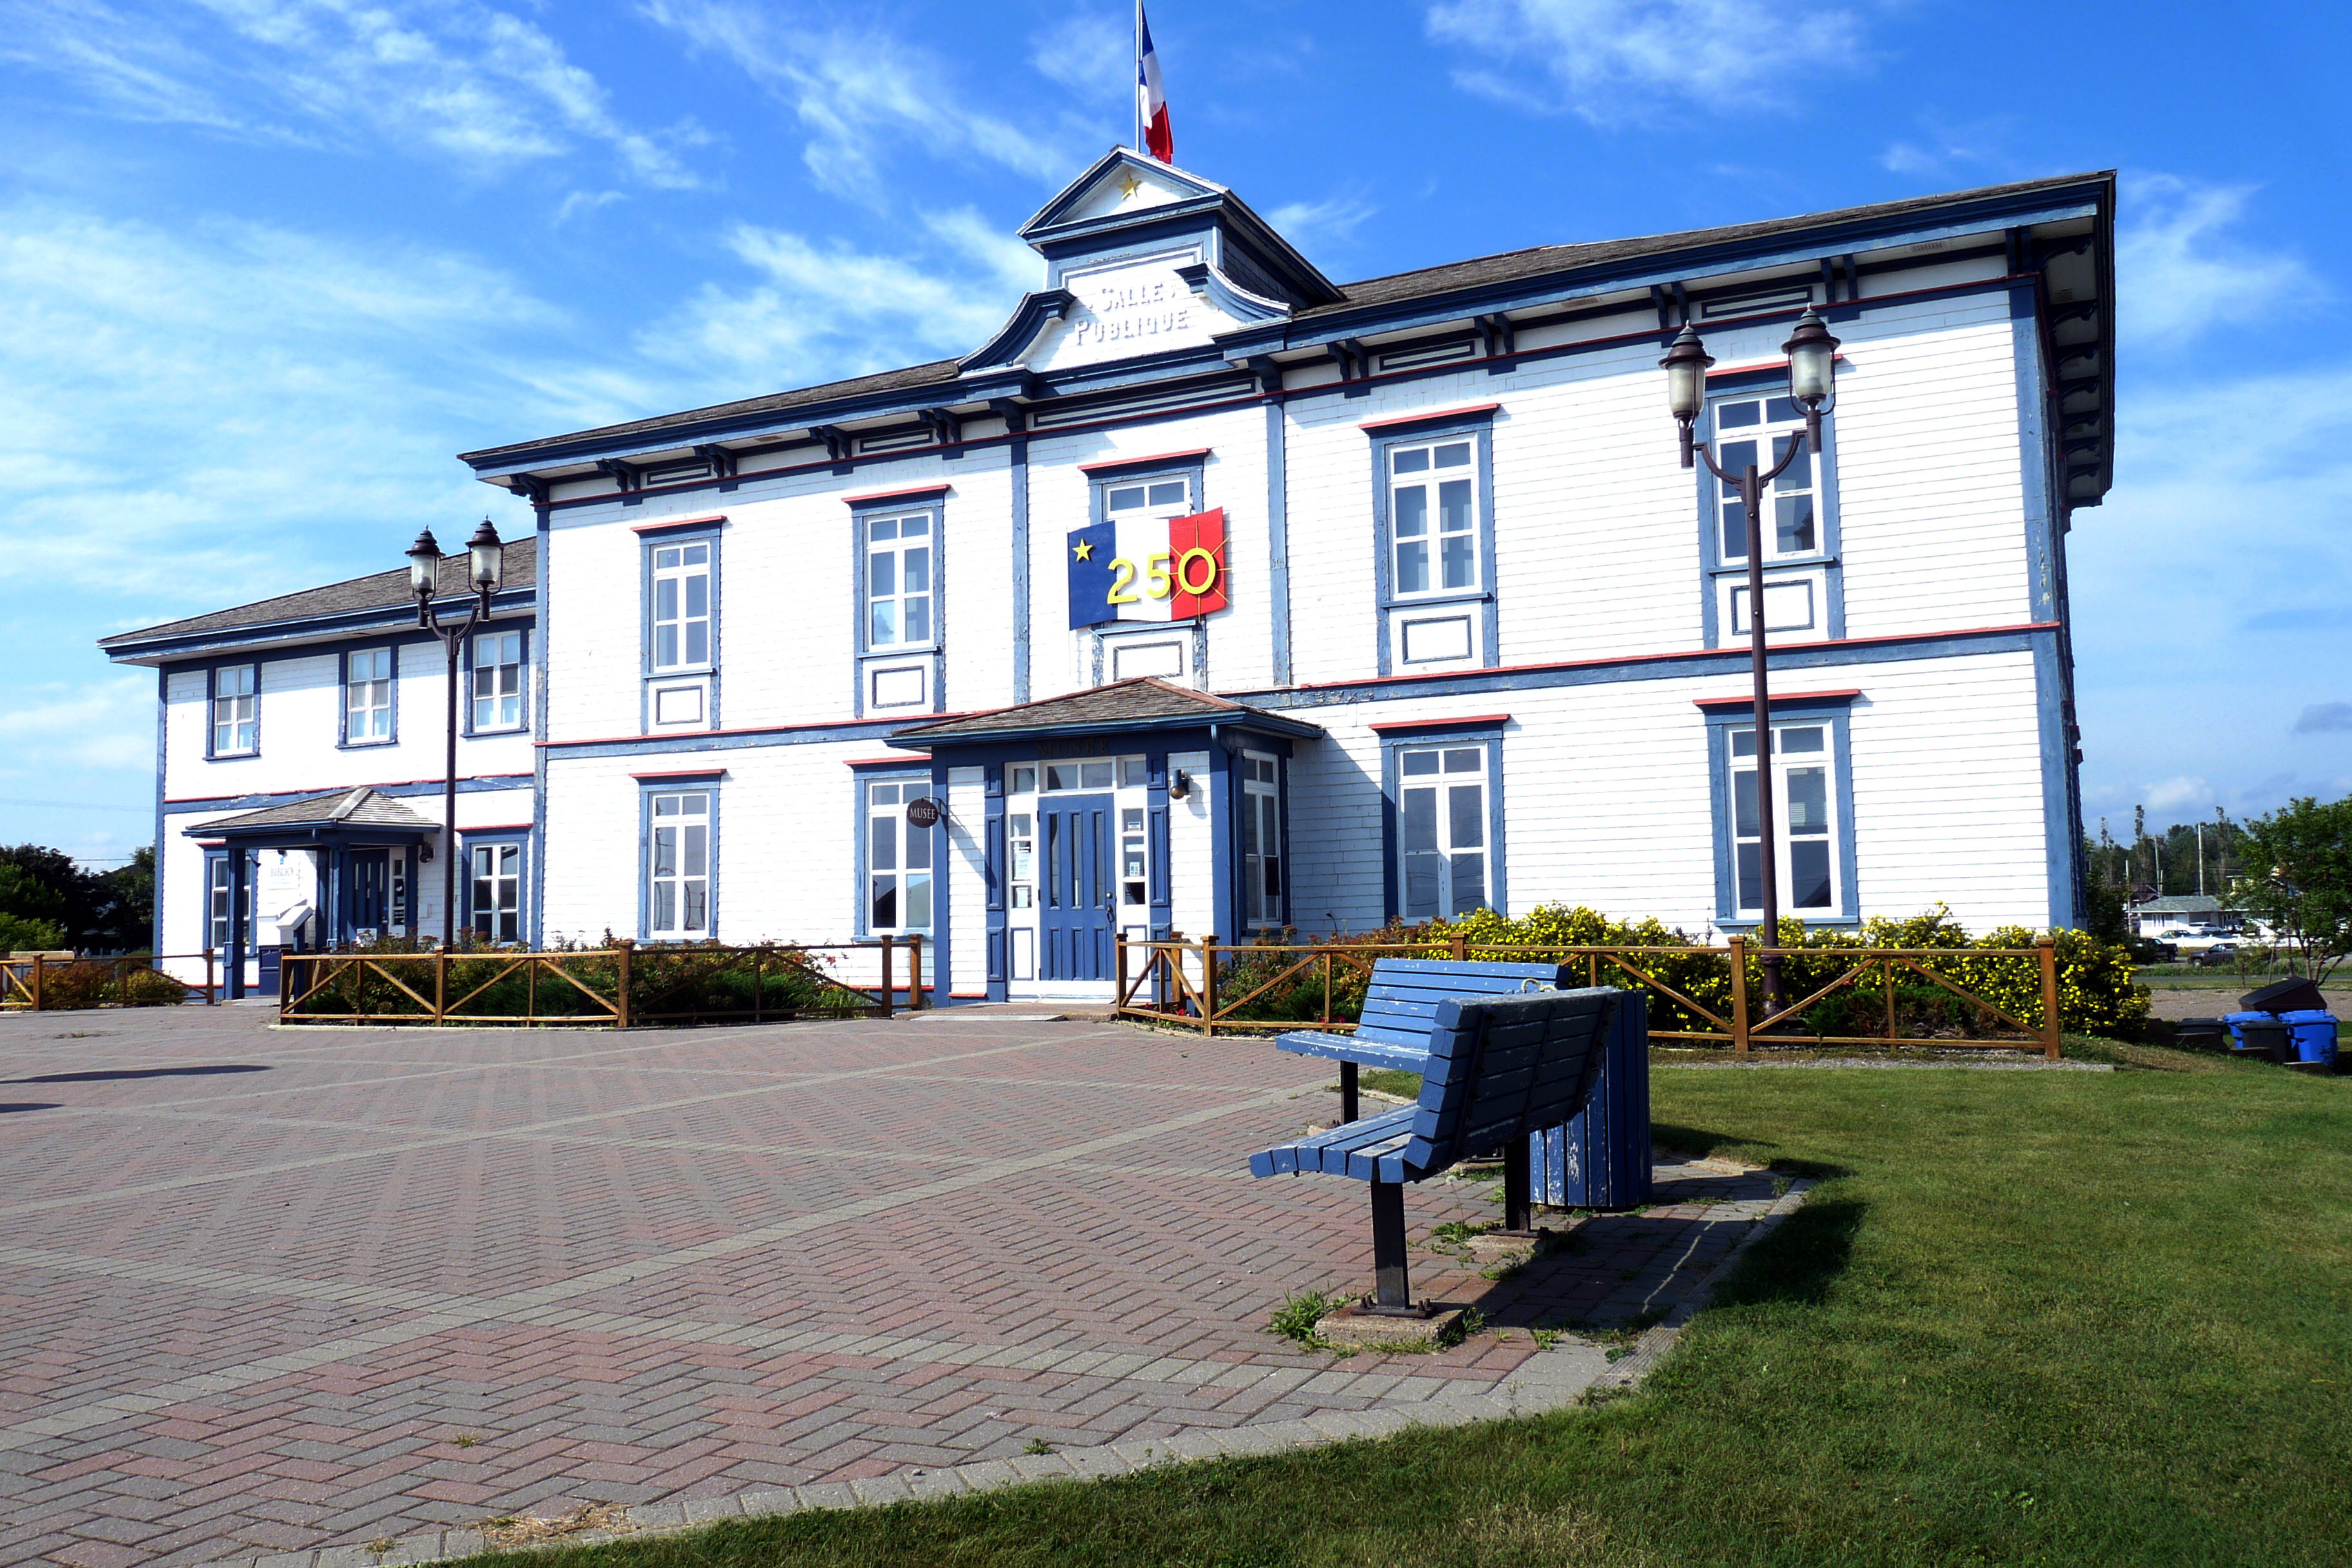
left=1113, top=933, right=2064, bottom=1059
left=1, top=954, right=219, bottom=1011
left=278, top=937, right=926, bottom=1027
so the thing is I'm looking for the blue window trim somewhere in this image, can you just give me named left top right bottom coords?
left=1702, top=695, right=1861, bottom=931
left=641, top=525, right=722, bottom=730
left=203, top=661, right=262, bottom=761
left=1084, top=455, right=1211, bottom=687
left=1368, top=410, right=1499, bottom=678
left=458, top=829, right=529, bottom=943
left=336, top=643, right=400, bottom=750
left=850, top=763, right=938, bottom=941
left=462, top=625, right=532, bottom=738
left=1226, top=741, right=1290, bottom=933
left=636, top=778, right=720, bottom=943
left=1696, top=372, right=1845, bottom=649
left=199, top=845, right=254, bottom=952
left=1375, top=719, right=1509, bottom=924
left=851, top=496, right=946, bottom=719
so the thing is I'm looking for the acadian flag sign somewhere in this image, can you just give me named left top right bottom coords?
left=1067, top=507, right=1228, bottom=628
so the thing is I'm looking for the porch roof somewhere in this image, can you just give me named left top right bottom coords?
left=190, top=788, right=439, bottom=845
left=887, top=677, right=1323, bottom=749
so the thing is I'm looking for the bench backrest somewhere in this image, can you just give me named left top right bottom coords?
left=1354, top=957, right=1571, bottom=1059
left=1402, top=987, right=1623, bottom=1177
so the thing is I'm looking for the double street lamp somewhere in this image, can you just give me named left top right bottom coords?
left=406, top=519, right=506, bottom=950
left=1661, top=306, right=1841, bottom=1008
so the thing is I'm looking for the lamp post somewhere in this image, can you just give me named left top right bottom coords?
left=1663, top=306, right=1841, bottom=1009
left=408, top=519, right=505, bottom=950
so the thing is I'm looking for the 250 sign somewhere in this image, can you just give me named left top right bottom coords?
left=1066, top=506, right=1229, bottom=627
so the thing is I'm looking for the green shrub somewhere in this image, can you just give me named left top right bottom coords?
left=0, top=910, right=67, bottom=952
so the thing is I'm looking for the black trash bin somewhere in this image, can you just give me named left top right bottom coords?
left=2243, top=975, right=2327, bottom=1015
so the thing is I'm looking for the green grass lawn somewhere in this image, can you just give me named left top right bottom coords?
left=457, top=1046, right=2350, bottom=1567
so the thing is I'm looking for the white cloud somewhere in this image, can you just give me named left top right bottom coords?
left=1030, top=11, right=1131, bottom=102
left=1426, top=0, right=1873, bottom=126
left=2141, top=776, right=2212, bottom=814
left=0, top=676, right=157, bottom=774
left=1267, top=192, right=1378, bottom=260
left=642, top=0, right=1081, bottom=203
left=2115, top=175, right=2316, bottom=351
left=1, top=0, right=706, bottom=186
left=643, top=208, right=1039, bottom=386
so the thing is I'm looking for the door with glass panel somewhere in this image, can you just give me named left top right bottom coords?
left=1038, top=760, right=1116, bottom=983
left=1239, top=754, right=1282, bottom=930
left=1728, top=724, right=1840, bottom=918
left=1397, top=745, right=1489, bottom=921
left=348, top=850, right=389, bottom=940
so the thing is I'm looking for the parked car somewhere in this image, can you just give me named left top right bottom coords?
left=2190, top=944, right=2239, bottom=968
left=2128, top=937, right=2179, bottom=965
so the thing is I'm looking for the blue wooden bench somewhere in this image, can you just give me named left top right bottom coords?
left=1251, top=986, right=1624, bottom=1317
left=1275, top=957, right=1572, bottom=1126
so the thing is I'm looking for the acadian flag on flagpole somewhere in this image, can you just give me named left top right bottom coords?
left=1135, top=2, right=1172, bottom=162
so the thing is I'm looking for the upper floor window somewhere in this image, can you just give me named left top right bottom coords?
left=344, top=649, right=393, bottom=745
left=867, top=781, right=934, bottom=934
left=1399, top=743, right=1488, bottom=920
left=1389, top=439, right=1477, bottom=596
left=647, top=790, right=710, bottom=937
left=865, top=512, right=934, bottom=648
left=651, top=542, right=710, bottom=670
left=1729, top=723, right=1841, bottom=916
left=1714, top=396, right=1819, bottom=562
left=211, top=665, right=258, bottom=756
left=472, top=631, right=526, bottom=732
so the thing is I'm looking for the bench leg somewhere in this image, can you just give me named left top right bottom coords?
left=1340, top=1061, right=1358, bottom=1124
left=1366, top=1181, right=1415, bottom=1314
left=1503, top=1133, right=1533, bottom=1233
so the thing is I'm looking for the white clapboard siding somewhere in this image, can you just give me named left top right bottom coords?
left=946, top=767, right=988, bottom=996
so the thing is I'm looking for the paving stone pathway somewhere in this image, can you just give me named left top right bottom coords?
left=0, top=1006, right=1791, bottom=1567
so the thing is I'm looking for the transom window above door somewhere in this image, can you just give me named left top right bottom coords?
left=865, top=512, right=933, bottom=647
left=1105, top=477, right=1190, bottom=519
left=1389, top=439, right=1477, bottom=596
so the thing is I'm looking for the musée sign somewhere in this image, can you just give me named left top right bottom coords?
left=1065, top=507, right=1228, bottom=629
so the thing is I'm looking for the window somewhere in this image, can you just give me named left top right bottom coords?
left=1044, top=760, right=1117, bottom=791
left=1713, top=397, right=1818, bottom=562
left=867, top=781, right=933, bottom=932
left=1239, top=754, right=1281, bottom=928
left=471, top=631, right=525, bottom=731
left=1008, top=808, right=1035, bottom=910
left=651, top=542, right=711, bottom=670
left=344, top=649, right=393, bottom=745
left=204, top=851, right=251, bottom=950
left=864, top=512, right=934, bottom=647
left=1389, top=438, right=1477, bottom=596
left=211, top=665, right=258, bottom=756
left=1728, top=723, right=1841, bottom=916
left=1399, top=745, right=1488, bottom=920
left=647, top=791, right=710, bottom=937
left=1105, top=475, right=1191, bottom=527
left=469, top=841, right=523, bottom=943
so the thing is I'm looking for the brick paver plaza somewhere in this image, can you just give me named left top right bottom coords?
left=0, top=1005, right=1786, bottom=1567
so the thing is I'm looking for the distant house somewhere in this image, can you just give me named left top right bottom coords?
left=2130, top=895, right=2233, bottom=936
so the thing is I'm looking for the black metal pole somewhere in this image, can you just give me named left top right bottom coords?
left=1367, top=1181, right=1412, bottom=1312
left=1742, top=462, right=1783, bottom=1010
left=443, top=625, right=460, bottom=950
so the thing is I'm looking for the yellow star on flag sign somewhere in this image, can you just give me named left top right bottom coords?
left=1073, top=539, right=1095, bottom=561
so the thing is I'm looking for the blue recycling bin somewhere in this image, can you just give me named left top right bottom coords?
left=1531, top=990, right=1652, bottom=1210
left=2280, top=1010, right=2338, bottom=1067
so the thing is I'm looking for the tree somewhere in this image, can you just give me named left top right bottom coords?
left=92, top=847, right=156, bottom=953
left=2228, top=796, right=2352, bottom=985
left=0, top=845, right=98, bottom=946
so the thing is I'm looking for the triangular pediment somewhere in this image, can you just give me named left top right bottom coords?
left=1020, top=150, right=1231, bottom=240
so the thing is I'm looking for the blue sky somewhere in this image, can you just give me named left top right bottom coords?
left=2, top=0, right=2346, bottom=872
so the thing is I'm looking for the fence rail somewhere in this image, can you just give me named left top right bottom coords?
left=1113, top=933, right=2063, bottom=1059
left=1, top=954, right=219, bottom=1012
left=278, top=937, right=925, bottom=1027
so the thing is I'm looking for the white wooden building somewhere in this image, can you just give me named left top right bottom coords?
left=105, top=157, right=2117, bottom=1001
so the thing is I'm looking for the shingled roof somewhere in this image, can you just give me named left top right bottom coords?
left=100, top=538, right=536, bottom=655
left=190, top=788, right=438, bottom=836
left=891, top=677, right=1321, bottom=745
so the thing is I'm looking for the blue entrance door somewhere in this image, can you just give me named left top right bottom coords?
left=1040, top=795, right=1113, bottom=981
left=349, top=850, right=389, bottom=941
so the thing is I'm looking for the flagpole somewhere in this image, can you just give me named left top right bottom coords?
left=1133, top=0, right=1144, bottom=153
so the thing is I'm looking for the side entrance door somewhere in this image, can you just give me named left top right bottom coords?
left=1039, top=794, right=1113, bottom=982
left=349, top=850, right=389, bottom=941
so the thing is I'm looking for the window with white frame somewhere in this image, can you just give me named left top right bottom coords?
left=204, top=852, right=250, bottom=950
left=1714, top=396, right=1819, bottom=562
left=1239, top=754, right=1281, bottom=928
left=471, top=631, right=525, bottom=731
left=344, top=649, right=393, bottom=744
left=867, top=781, right=934, bottom=933
left=647, top=791, right=710, bottom=937
left=1398, top=744, right=1488, bottom=919
left=864, top=512, right=934, bottom=648
left=1389, top=438, right=1478, bottom=596
left=1008, top=776, right=1035, bottom=912
left=211, top=665, right=258, bottom=756
left=469, top=841, right=523, bottom=943
left=651, top=542, right=711, bottom=670
left=1104, top=475, right=1191, bottom=529
left=1728, top=723, right=1840, bottom=916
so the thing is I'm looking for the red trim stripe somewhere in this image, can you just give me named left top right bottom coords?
left=630, top=513, right=726, bottom=533
left=1358, top=402, right=1499, bottom=433
left=629, top=768, right=728, bottom=781
left=843, top=484, right=951, bottom=507
left=1076, top=447, right=1211, bottom=474
left=1369, top=713, right=1510, bottom=735
left=1692, top=689, right=1861, bottom=709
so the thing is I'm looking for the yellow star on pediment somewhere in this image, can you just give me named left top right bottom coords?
left=1115, top=172, right=1143, bottom=201
left=1073, top=538, right=1095, bottom=561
